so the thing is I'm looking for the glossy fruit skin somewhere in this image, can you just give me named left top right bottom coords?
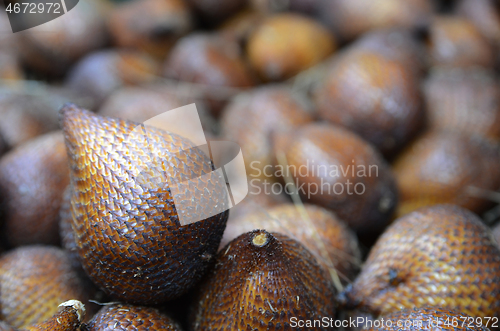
left=423, top=67, right=500, bottom=140
left=247, top=13, right=335, bottom=81
left=221, top=85, right=313, bottom=180
left=0, top=246, right=90, bottom=329
left=66, top=50, right=159, bottom=107
left=15, top=0, right=106, bottom=76
left=365, top=307, right=490, bottom=331
left=61, top=105, right=229, bottom=305
left=314, top=49, right=423, bottom=156
left=0, top=131, right=69, bottom=246
left=191, top=230, right=336, bottom=331
left=429, top=16, right=495, bottom=68
left=99, top=86, right=216, bottom=134
left=273, top=123, right=398, bottom=238
left=342, top=204, right=500, bottom=318
left=318, top=0, right=431, bottom=42
left=108, top=0, right=192, bottom=59
left=393, top=131, right=500, bottom=216
left=87, top=304, right=182, bottom=331
left=221, top=203, right=361, bottom=283
left=163, top=33, right=255, bottom=116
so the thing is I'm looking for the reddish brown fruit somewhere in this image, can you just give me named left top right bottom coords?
left=428, top=16, right=495, bottom=68
left=221, top=85, right=314, bottom=179
left=99, top=86, right=216, bottom=134
left=0, top=94, right=60, bottom=149
left=66, top=49, right=159, bottom=106
left=108, top=0, right=192, bottom=59
left=273, top=123, right=398, bottom=238
left=366, top=307, right=491, bottom=331
left=87, top=304, right=182, bottom=331
left=353, top=28, right=427, bottom=77
left=423, top=67, right=500, bottom=140
left=0, top=246, right=91, bottom=329
left=15, top=0, right=106, bottom=76
left=314, top=49, right=423, bottom=156
left=393, top=131, right=500, bottom=216
left=23, top=300, right=86, bottom=331
left=318, top=0, right=431, bottom=41
left=0, top=131, right=69, bottom=246
left=457, top=0, right=500, bottom=45
left=164, top=33, right=255, bottom=116
left=191, top=230, right=336, bottom=330
left=221, top=203, right=361, bottom=282
left=247, top=13, right=335, bottom=81
left=61, top=105, right=229, bottom=304
left=342, top=204, right=500, bottom=318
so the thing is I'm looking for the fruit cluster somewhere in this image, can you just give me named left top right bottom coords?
left=0, top=0, right=500, bottom=330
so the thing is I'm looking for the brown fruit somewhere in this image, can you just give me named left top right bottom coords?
left=221, top=203, right=361, bottom=282
left=186, top=0, right=248, bottom=25
left=457, top=0, right=500, bottom=45
left=352, top=28, right=427, bottom=77
left=15, top=0, right=106, bottom=76
left=108, top=0, right=192, bottom=59
left=428, top=16, right=495, bottom=68
left=23, top=300, right=86, bottom=331
left=218, top=9, right=265, bottom=43
left=313, top=49, right=423, bottom=156
left=247, top=13, right=335, bottom=81
left=393, top=131, right=500, bottom=216
left=0, top=131, right=69, bottom=246
left=61, top=104, right=229, bottom=304
left=191, top=230, right=336, bottom=330
left=66, top=49, right=159, bottom=107
left=163, top=33, right=255, bottom=116
left=0, top=246, right=90, bottom=328
left=273, top=123, right=398, bottom=238
left=318, top=0, right=431, bottom=41
left=99, top=85, right=216, bottom=134
left=365, top=307, right=490, bottom=331
left=342, top=204, right=500, bottom=317
left=0, top=52, right=23, bottom=82
left=423, top=67, right=500, bottom=140
left=220, top=85, right=314, bottom=179
left=0, top=94, right=60, bottom=149
left=87, top=304, right=182, bottom=331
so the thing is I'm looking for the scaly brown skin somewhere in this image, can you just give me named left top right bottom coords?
left=86, top=304, right=182, bottom=331
left=0, top=246, right=90, bottom=329
left=314, top=49, right=423, bottom=157
left=342, top=204, right=500, bottom=318
left=60, top=105, right=229, bottom=305
left=423, top=67, right=500, bottom=140
left=429, top=16, right=495, bottom=68
left=247, top=13, right=336, bottom=81
left=365, top=307, right=490, bottom=331
left=0, top=131, right=69, bottom=246
left=393, top=131, right=500, bottom=216
left=221, top=203, right=361, bottom=283
left=273, top=123, right=398, bottom=239
left=192, top=230, right=337, bottom=331
left=23, top=300, right=85, bottom=331
left=221, top=85, right=314, bottom=180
